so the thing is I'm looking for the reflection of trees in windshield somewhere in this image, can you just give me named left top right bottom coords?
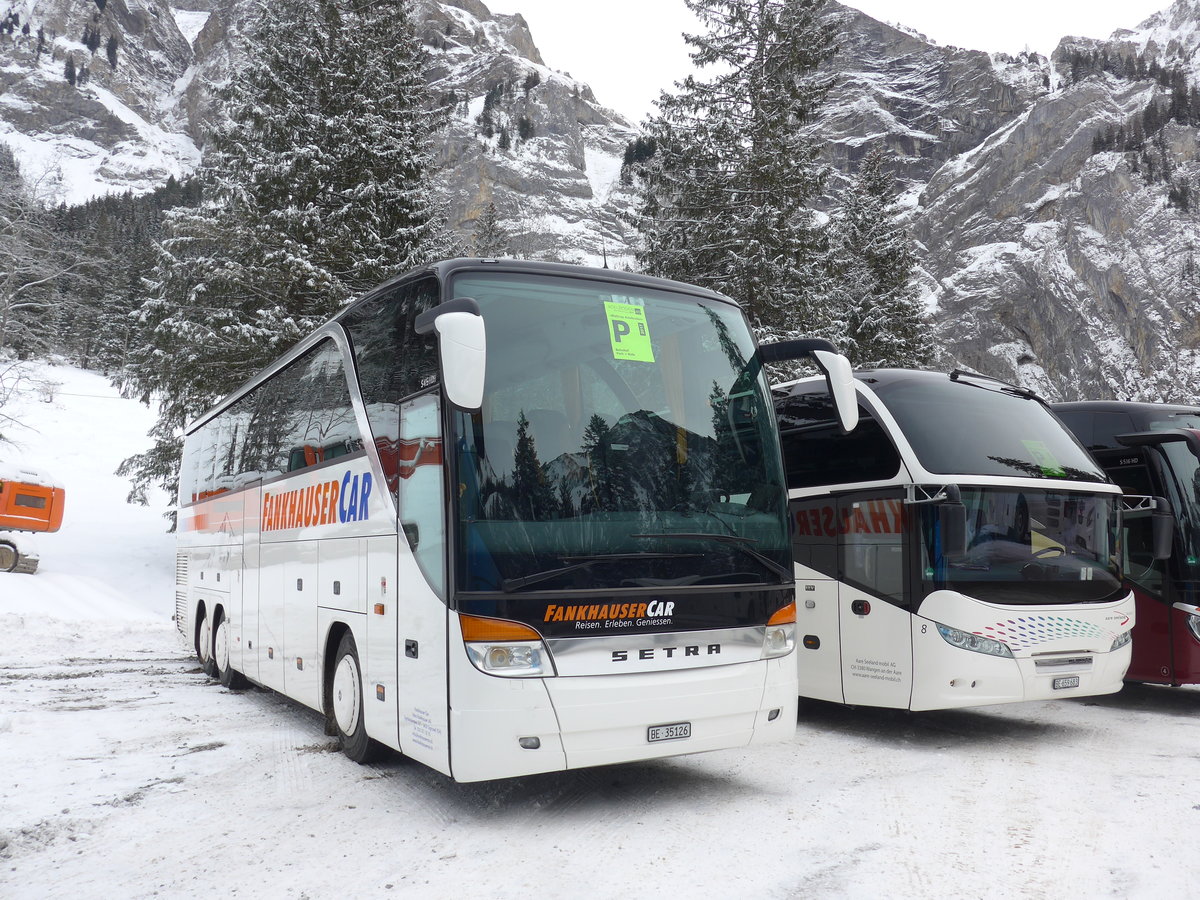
left=475, top=407, right=730, bottom=522
left=986, top=455, right=1104, bottom=484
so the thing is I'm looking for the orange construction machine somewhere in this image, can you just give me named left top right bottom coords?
left=0, top=467, right=65, bottom=574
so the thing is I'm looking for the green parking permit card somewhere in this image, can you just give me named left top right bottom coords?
left=1022, top=439, right=1066, bottom=476
left=604, top=301, right=655, bottom=362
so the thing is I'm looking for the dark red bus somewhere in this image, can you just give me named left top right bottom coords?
left=1055, top=401, right=1200, bottom=685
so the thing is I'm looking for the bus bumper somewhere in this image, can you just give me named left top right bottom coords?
left=448, top=656, right=796, bottom=782
left=910, top=636, right=1133, bottom=710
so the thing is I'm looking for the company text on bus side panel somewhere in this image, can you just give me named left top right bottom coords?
left=262, top=470, right=373, bottom=532
left=794, top=500, right=905, bottom=538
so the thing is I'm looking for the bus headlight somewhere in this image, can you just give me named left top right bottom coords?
left=460, top=614, right=553, bottom=677
left=466, top=641, right=548, bottom=676
left=1110, top=630, right=1133, bottom=652
left=1187, top=614, right=1200, bottom=644
left=761, top=602, right=796, bottom=659
left=761, top=624, right=795, bottom=659
left=935, top=623, right=1014, bottom=658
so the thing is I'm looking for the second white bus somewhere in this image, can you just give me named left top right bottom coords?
left=770, top=367, right=1135, bottom=710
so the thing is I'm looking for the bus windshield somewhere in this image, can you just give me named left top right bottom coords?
left=449, top=271, right=790, bottom=594
left=871, top=375, right=1107, bottom=482
left=1158, top=441, right=1200, bottom=576
left=921, top=487, right=1123, bottom=604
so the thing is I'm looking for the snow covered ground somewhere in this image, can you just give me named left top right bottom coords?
left=2, top=363, right=1200, bottom=898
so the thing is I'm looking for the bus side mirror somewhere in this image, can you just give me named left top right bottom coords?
left=759, top=339, right=859, bottom=433
left=415, top=298, right=486, bottom=411
left=938, top=485, right=967, bottom=558
left=1152, top=496, right=1174, bottom=561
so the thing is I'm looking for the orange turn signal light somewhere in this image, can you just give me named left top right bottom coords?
left=459, top=614, right=542, bottom=642
left=767, top=601, right=796, bottom=626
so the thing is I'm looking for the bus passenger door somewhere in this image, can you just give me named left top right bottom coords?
left=1109, top=456, right=1174, bottom=683
left=392, top=393, right=451, bottom=774
left=790, top=497, right=843, bottom=703
left=836, top=493, right=914, bottom=709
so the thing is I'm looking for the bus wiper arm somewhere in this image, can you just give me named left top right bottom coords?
left=500, top=552, right=698, bottom=593
left=632, top=533, right=794, bottom=581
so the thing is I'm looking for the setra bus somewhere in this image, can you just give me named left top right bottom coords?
left=771, top=368, right=1136, bottom=710
left=175, top=258, right=859, bottom=781
left=1054, top=400, right=1200, bottom=686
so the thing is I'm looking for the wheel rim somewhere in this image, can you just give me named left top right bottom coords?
left=198, top=615, right=212, bottom=663
left=0, top=543, right=17, bottom=572
left=332, top=653, right=362, bottom=737
left=214, top=618, right=231, bottom=673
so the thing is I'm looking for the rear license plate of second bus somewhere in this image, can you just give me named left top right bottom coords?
left=1053, top=676, right=1081, bottom=690
left=648, top=722, right=691, bottom=743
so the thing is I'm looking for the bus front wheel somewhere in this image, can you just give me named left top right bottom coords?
left=331, top=632, right=384, bottom=764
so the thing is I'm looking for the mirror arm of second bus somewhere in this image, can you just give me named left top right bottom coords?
left=904, top=484, right=968, bottom=559
left=1115, top=429, right=1199, bottom=561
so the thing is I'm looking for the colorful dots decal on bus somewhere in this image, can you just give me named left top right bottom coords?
left=977, top=615, right=1106, bottom=651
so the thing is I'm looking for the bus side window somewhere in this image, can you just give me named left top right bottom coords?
left=790, top=498, right=838, bottom=580
left=342, top=277, right=440, bottom=500
left=840, top=496, right=907, bottom=606
left=774, top=388, right=899, bottom=490
left=398, top=393, right=446, bottom=600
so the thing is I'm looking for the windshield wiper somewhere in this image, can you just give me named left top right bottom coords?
left=632, top=532, right=794, bottom=581
left=500, top=552, right=699, bottom=593
left=949, top=369, right=1046, bottom=402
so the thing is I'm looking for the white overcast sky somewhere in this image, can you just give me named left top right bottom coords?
left=495, top=0, right=1173, bottom=123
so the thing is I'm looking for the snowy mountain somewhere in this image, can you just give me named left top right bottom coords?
left=2, top=1, right=1199, bottom=399
left=810, top=1, right=1200, bottom=400
left=0, top=0, right=636, bottom=264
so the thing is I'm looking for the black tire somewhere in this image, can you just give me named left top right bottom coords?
left=214, top=611, right=249, bottom=690
left=330, top=632, right=384, bottom=764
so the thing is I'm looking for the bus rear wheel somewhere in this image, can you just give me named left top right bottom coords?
left=331, top=632, right=384, bottom=764
left=214, top=612, right=249, bottom=690
left=197, top=609, right=218, bottom=678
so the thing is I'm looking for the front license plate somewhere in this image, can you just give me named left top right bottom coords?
left=648, top=722, right=691, bottom=743
left=1053, top=675, right=1081, bottom=690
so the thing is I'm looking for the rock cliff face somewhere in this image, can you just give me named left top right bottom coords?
left=0, top=0, right=635, bottom=264
left=805, top=1, right=1200, bottom=401
left=2, top=0, right=1199, bottom=400
left=819, top=4, right=1049, bottom=198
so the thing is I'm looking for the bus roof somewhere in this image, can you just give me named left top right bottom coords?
left=334, top=258, right=740, bottom=325
left=186, top=259, right=742, bottom=436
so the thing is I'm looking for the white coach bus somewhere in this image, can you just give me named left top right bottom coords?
left=176, top=258, right=857, bottom=782
left=770, top=368, right=1136, bottom=711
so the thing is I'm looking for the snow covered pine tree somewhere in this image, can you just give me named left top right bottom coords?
left=120, top=0, right=452, bottom=511
left=632, top=0, right=836, bottom=337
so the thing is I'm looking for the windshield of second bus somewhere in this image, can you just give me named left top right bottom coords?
left=1157, top=440, right=1200, bottom=576
left=448, top=271, right=791, bottom=594
left=920, top=487, right=1124, bottom=605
